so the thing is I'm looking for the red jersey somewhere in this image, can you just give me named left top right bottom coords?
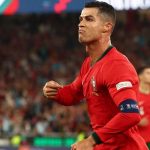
left=56, top=47, right=148, bottom=150
left=138, top=92, right=150, bottom=142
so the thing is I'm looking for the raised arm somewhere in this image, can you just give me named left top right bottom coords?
left=43, top=75, right=84, bottom=106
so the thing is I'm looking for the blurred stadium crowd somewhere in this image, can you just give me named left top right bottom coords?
left=0, top=10, right=149, bottom=139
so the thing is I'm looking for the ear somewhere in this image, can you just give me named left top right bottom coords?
left=103, top=22, right=113, bottom=33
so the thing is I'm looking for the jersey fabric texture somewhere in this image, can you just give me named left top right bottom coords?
left=56, top=47, right=148, bottom=150
left=138, top=92, right=150, bottom=143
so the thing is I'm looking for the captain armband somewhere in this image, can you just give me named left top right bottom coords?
left=119, top=99, right=139, bottom=113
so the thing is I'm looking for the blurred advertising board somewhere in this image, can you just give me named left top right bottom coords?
left=0, top=136, right=76, bottom=149
left=0, top=147, right=69, bottom=150
left=0, top=0, right=150, bottom=15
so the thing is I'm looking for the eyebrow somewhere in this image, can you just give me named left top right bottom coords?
left=79, top=15, right=95, bottom=19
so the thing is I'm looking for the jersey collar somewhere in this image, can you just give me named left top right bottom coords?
left=96, top=45, right=113, bottom=62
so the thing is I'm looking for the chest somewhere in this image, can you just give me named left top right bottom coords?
left=81, top=64, right=104, bottom=97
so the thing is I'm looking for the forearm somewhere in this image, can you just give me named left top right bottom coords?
left=92, top=112, right=141, bottom=143
left=56, top=84, right=84, bottom=106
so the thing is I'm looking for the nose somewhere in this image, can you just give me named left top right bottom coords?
left=78, top=22, right=84, bottom=28
left=78, top=19, right=85, bottom=28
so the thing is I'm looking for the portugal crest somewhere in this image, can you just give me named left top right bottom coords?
left=91, top=76, right=99, bottom=96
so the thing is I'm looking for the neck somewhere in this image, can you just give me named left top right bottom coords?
left=139, top=82, right=150, bottom=94
left=85, top=37, right=111, bottom=66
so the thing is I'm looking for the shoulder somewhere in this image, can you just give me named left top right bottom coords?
left=101, top=48, right=138, bottom=84
left=103, top=47, right=136, bottom=73
left=107, top=47, right=130, bottom=62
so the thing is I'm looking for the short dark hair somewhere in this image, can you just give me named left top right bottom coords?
left=85, top=1, right=116, bottom=25
left=137, top=65, right=150, bottom=75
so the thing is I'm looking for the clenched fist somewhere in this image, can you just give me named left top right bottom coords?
left=43, top=80, right=63, bottom=99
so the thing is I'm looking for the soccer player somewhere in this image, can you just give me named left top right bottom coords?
left=137, top=66, right=150, bottom=149
left=43, top=1, right=148, bottom=150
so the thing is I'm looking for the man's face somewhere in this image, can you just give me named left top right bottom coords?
left=78, top=8, right=105, bottom=44
left=140, top=68, right=150, bottom=84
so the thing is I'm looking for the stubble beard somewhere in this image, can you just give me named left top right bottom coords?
left=78, top=34, right=89, bottom=45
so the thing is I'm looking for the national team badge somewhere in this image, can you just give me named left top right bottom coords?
left=91, top=76, right=98, bottom=93
left=91, top=76, right=99, bottom=96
